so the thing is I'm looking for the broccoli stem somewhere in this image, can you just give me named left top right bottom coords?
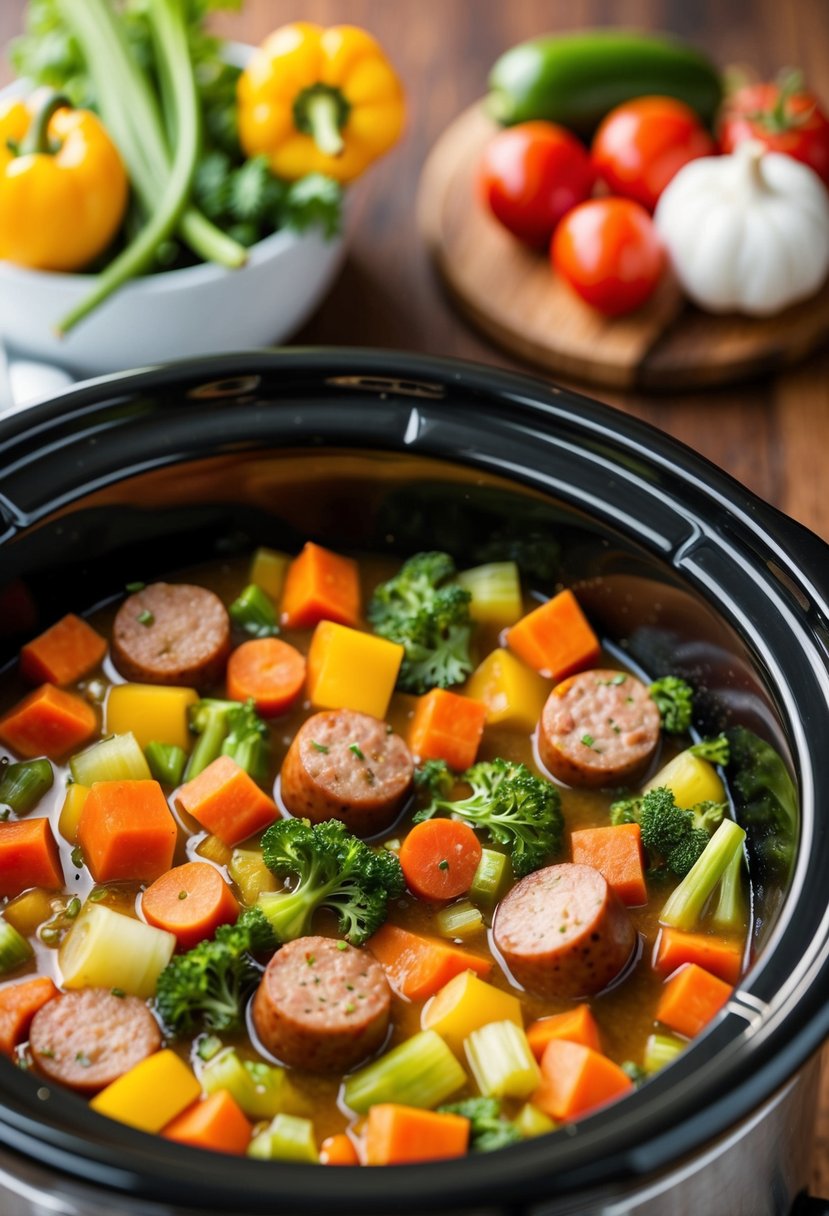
left=711, top=845, right=747, bottom=933
left=258, top=868, right=336, bottom=943
left=660, top=819, right=746, bottom=932
left=184, top=702, right=231, bottom=782
left=229, top=585, right=279, bottom=638
left=145, top=742, right=186, bottom=787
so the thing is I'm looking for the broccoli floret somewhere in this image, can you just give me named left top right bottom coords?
left=612, top=785, right=725, bottom=879
left=689, top=734, right=730, bottom=766
left=185, top=697, right=270, bottom=784
left=413, top=758, right=455, bottom=800
left=154, top=907, right=275, bottom=1037
left=649, top=677, right=694, bottom=734
left=258, top=818, right=405, bottom=945
left=609, top=798, right=640, bottom=827
left=415, top=758, right=563, bottom=877
left=438, top=1097, right=522, bottom=1152
left=367, top=552, right=474, bottom=694
left=690, top=800, right=726, bottom=834
left=638, top=786, right=692, bottom=855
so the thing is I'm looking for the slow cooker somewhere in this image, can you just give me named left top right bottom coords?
left=0, top=350, right=828, bottom=1216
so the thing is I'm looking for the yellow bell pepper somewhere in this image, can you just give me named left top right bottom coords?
left=422, top=972, right=523, bottom=1057
left=106, top=683, right=198, bottom=752
left=90, top=1050, right=200, bottom=1132
left=465, top=648, right=549, bottom=732
left=307, top=620, right=404, bottom=718
left=0, top=89, right=128, bottom=272
left=237, top=23, right=405, bottom=184
left=644, top=750, right=726, bottom=808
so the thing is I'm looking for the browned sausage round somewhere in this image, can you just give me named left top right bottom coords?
left=252, top=936, right=391, bottom=1073
left=537, top=669, right=660, bottom=788
left=111, top=583, right=230, bottom=689
left=29, top=988, right=161, bottom=1094
left=493, top=863, right=637, bottom=1000
left=279, top=710, right=413, bottom=837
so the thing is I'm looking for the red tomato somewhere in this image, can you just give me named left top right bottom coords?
left=551, top=198, right=664, bottom=316
left=718, top=78, right=829, bottom=186
left=592, top=96, right=715, bottom=211
left=479, top=120, right=595, bottom=247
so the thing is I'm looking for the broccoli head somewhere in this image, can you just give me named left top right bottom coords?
left=689, top=734, right=730, bottom=766
left=185, top=696, right=270, bottom=784
left=610, top=785, right=727, bottom=879
left=438, top=1097, right=522, bottom=1152
left=258, top=818, right=405, bottom=946
left=649, top=677, right=694, bottom=735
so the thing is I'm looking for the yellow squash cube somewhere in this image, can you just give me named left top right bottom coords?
left=307, top=621, right=404, bottom=719
left=249, top=547, right=291, bottom=602
left=106, top=683, right=198, bottom=751
left=465, top=648, right=549, bottom=732
left=422, top=970, right=523, bottom=1056
left=90, top=1050, right=200, bottom=1132
left=58, top=783, right=89, bottom=844
left=4, top=887, right=56, bottom=936
left=645, top=750, right=725, bottom=808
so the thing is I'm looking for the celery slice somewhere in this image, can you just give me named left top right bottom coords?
left=660, top=820, right=747, bottom=931
left=59, top=902, right=174, bottom=998
left=456, top=562, right=523, bottom=627
left=0, top=919, right=34, bottom=974
left=229, top=585, right=279, bottom=639
left=70, top=732, right=151, bottom=785
left=469, top=848, right=509, bottom=910
left=145, top=742, right=186, bottom=787
left=435, top=900, right=485, bottom=939
left=465, top=1020, right=540, bottom=1100
left=201, top=1049, right=300, bottom=1120
left=247, top=1113, right=317, bottom=1162
left=0, top=758, right=53, bottom=815
left=343, top=1029, right=466, bottom=1113
left=643, top=1033, right=685, bottom=1074
left=515, top=1102, right=557, bottom=1138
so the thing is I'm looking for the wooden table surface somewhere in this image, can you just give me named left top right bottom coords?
left=2, top=0, right=828, bottom=1199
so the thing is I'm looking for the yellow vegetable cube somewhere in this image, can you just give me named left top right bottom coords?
left=249, top=548, right=291, bottom=602
left=230, top=848, right=278, bottom=905
left=645, top=750, right=725, bottom=808
left=58, top=783, right=89, bottom=844
left=4, top=887, right=56, bottom=936
left=90, top=1050, right=200, bottom=1132
left=465, top=648, right=548, bottom=732
left=515, top=1102, right=556, bottom=1137
left=307, top=621, right=404, bottom=719
left=456, top=562, right=523, bottom=628
left=421, top=970, right=523, bottom=1056
left=196, top=833, right=233, bottom=868
left=106, top=683, right=198, bottom=751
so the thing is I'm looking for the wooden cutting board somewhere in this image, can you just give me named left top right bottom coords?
left=417, top=104, right=829, bottom=391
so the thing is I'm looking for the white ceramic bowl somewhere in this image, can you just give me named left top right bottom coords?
left=0, top=47, right=347, bottom=377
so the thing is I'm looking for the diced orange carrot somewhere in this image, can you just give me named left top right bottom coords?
left=175, top=755, right=278, bottom=847
left=407, top=688, right=487, bottom=771
left=533, top=1039, right=633, bottom=1122
left=507, top=589, right=600, bottom=680
left=20, top=614, right=107, bottom=686
left=163, top=1090, right=252, bottom=1155
left=142, top=861, right=240, bottom=951
left=77, top=780, right=177, bottom=884
left=526, top=1005, right=602, bottom=1060
left=0, top=976, right=59, bottom=1056
left=655, top=962, right=732, bottom=1038
left=653, top=929, right=743, bottom=986
left=319, top=1133, right=361, bottom=1166
left=226, top=638, right=306, bottom=717
left=281, top=542, right=361, bottom=630
left=367, top=923, right=491, bottom=1001
left=0, top=684, right=97, bottom=759
left=365, top=1104, right=469, bottom=1165
left=0, top=818, right=63, bottom=897
left=399, top=819, right=482, bottom=902
left=570, top=824, right=647, bottom=906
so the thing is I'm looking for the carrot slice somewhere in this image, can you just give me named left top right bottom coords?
left=0, top=818, right=63, bottom=897
left=77, top=780, right=177, bottom=884
left=226, top=638, right=306, bottom=717
left=0, top=976, right=59, bottom=1056
left=367, top=923, right=491, bottom=1001
left=0, top=684, right=97, bottom=759
left=655, top=962, right=732, bottom=1038
left=281, top=542, right=361, bottom=630
left=526, top=1005, right=602, bottom=1060
left=163, top=1090, right=252, bottom=1155
left=533, top=1039, right=633, bottom=1121
left=570, top=824, right=647, bottom=906
left=507, top=589, right=600, bottom=680
left=319, top=1133, right=360, bottom=1166
left=399, top=819, right=482, bottom=902
left=20, top=614, right=107, bottom=686
left=654, top=928, right=743, bottom=985
left=142, top=861, right=240, bottom=951
left=175, top=755, right=278, bottom=847
left=365, top=1104, right=469, bottom=1165
left=407, top=688, right=488, bottom=771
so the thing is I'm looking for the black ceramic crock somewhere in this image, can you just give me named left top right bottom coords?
left=1, top=350, right=828, bottom=1216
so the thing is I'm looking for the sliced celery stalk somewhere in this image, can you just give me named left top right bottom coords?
left=435, top=900, right=485, bottom=939
left=201, top=1049, right=300, bottom=1120
left=229, top=848, right=278, bottom=906
left=342, top=1029, right=466, bottom=1114
left=247, top=1113, right=318, bottom=1162
left=469, top=848, right=509, bottom=910
left=0, top=758, right=53, bottom=815
left=515, top=1102, right=557, bottom=1138
left=145, top=742, right=186, bottom=787
left=0, top=919, right=34, bottom=974
left=644, top=1033, right=685, bottom=1074
left=229, top=584, right=279, bottom=638
left=660, top=820, right=747, bottom=932
left=70, top=732, right=151, bottom=785
left=711, top=846, right=747, bottom=933
left=59, top=902, right=174, bottom=998
left=465, top=1020, right=540, bottom=1099
left=456, top=562, right=522, bottom=627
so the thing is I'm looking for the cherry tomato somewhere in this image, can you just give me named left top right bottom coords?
left=479, top=120, right=595, bottom=247
left=551, top=197, right=664, bottom=316
left=592, top=96, right=715, bottom=211
left=718, top=76, right=829, bottom=186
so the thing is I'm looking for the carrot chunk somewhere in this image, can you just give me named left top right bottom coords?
left=526, top=1005, right=602, bottom=1060
left=77, top=780, right=177, bottom=884
left=226, top=638, right=306, bottom=717
left=142, top=861, right=240, bottom=951
left=163, top=1090, right=252, bottom=1156
left=176, top=755, right=278, bottom=847
left=654, top=929, right=743, bottom=986
left=399, top=819, right=482, bottom=902
left=281, top=542, right=361, bottom=630
left=319, top=1133, right=361, bottom=1166
left=407, top=688, right=488, bottom=771
left=507, top=589, right=600, bottom=680
left=0, top=818, right=63, bottom=897
left=570, top=824, right=647, bottom=906
left=20, top=614, right=107, bottom=686
left=365, top=1104, right=469, bottom=1165
left=0, top=684, right=97, bottom=759
left=367, top=923, right=491, bottom=1001
left=533, top=1039, right=633, bottom=1121
left=0, top=976, right=59, bottom=1056
left=655, top=962, right=732, bottom=1038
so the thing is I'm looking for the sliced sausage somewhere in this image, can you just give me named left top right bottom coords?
left=111, top=583, right=230, bottom=689
left=493, top=863, right=637, bottom=1000
left=252, top=936, right=391, bottom=1073
left=280, top=710, right=413, bottom=837
left=537, top=669, right=660, bottom=788
left=29, top=988, right=161, bottom=1094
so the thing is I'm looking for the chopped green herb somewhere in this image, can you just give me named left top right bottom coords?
left=349, top=744, right=365, bottom=761
left=438, top=859, right=449, bottom=871
left=137, top=609, right=155, bottom=627
left=65, top=897, right=81, bottom=920
left=39, top=1049, right=55, bottom=1059
left=125, top=581, right=145, bottom=593
left=599, top=673, right=627, bottom=685
left=70, top=845, right=84, bottom=869
left=336, top=941, right=348, bottom=951
left=307, top=954, right=316, bottom=966
left=197, top=1034, right=223, bottom=1062
left=89, top=888, right=109, bottom=903
left=75, top=1052, right=91, bottom=1068
left=178, top=891, right=188, bottom=901
left=311, top=741, right=329, bottom=754
left=581, top=734, right=595, bottom=748
left=111, top=988, right=126, bottom=999
left=40, top=927, right=60, bottom=946
left=344, top=1002, right=355, bottom=1014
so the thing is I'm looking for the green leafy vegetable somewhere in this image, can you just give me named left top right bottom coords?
left=649, top=676, right=694, bottom=734
left=438, top=1097, right=522, bottom=1152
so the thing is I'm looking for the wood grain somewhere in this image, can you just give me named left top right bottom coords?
left=1, top=0, right=829, bottom=1198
